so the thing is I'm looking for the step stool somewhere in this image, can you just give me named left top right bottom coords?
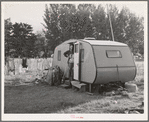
left=71, top=81, right=87, bottom=92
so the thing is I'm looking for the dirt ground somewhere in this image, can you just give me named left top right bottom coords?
left=4, top=61, right=144, bottom=113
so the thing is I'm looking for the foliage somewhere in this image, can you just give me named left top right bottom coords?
left=5, top=18, right=13, bottom=57
left=42, top=4, right=144, bottom=54
left=42, top=4, right=62, bottom=51
left=91, top=5, right=107, bottom=39
left=5, top=20, right=37, bottom=58
left=5, top=4, right=144, bottom=58
left=34, top=31, right=46, bottom=57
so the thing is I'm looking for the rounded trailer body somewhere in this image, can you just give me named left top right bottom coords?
left=53, top=39, right=136, bottom=85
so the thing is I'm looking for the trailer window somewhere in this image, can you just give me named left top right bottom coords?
left=75, top=44, right=78, bottom=53
left=58, top=50, right=61, bottom=61
left=106, top=50, right=122, bottom=58
left=80, top=49, right=84, bottom=62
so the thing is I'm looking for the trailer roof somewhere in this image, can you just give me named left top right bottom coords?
left=81, top=40, right=127, bottom=46
left=63, top=39, right=128, bottom=46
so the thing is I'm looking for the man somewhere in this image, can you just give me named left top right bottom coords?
left=63, top=43, right=74, bottom=84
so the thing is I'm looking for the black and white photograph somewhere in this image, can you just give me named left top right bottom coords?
left=1, top=1, right=148, bottom=121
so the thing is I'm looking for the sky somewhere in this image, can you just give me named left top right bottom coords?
left=2, top=1, right=147, bottom=33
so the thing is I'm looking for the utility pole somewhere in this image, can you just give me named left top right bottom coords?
left=107, top=4, right=115, bottom=41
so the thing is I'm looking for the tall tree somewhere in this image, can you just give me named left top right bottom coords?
left=34, top=31, right=47, bottom=57
left=5, top=21, right=36, bottom=57
left=5, top=18, right=13, bottom=57
left=42, top=4, right=144, bottom=55
left=91, top=4, right=107, bottom=39
left=43, top=4, right=62, bottom=51
left=115, top=6, right=130, bottom=43
left=59, top=4, right=77, bottom=40
left=117, top=8, right=144, bottom=54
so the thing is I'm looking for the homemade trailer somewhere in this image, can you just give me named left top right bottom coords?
left=52, top=38, right=136, bottom=92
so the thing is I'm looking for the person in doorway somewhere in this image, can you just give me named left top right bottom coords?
left=63, top=43, right=74, bottom=84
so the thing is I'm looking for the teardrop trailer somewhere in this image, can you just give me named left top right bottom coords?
left=51, top=38, right=137, bottom=92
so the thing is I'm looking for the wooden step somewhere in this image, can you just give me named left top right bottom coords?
left=71, top=81, right=87, bottom=92
left=60, top=80, right=71, bottom=89
left=64, top=80, right=71, bottom=86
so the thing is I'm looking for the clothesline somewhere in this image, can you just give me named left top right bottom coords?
left=5, top=58, right=53, bottom=75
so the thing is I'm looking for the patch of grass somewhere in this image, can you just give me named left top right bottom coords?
left=5, top=73, right=37, bottom=86
left=4, top=61, right=144, bottom=113
left=4, top=85, right=101, bottom=113
left=58, top=61, right=144, bottom=114
left=5, top=77, right=23, bottom=86
left=57, top=96, right=139, bottom=113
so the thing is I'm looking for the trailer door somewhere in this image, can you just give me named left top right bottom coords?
left=74, top=42, right=81, bottom=81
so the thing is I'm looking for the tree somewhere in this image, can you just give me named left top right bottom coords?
left=121, top=10, right=144, bottom=54
left=59, top=4, right=78, bottom=40
left=42, top=4, right=62, bottom=51
left=34, top=31, right=47, bottom=57
left=12, top=22, right=37, bottom=57
left=114, top=6, right=130, bottom=43
left=43, top=4, right=96, bottom=51
left=42, top=4, right=144, bottom=55
left=5, top=18, right=13, bottom=57
left=91, top=4, right=107, bottom=39
left=5, top=20, right=37, bottom=58
left=106, top=5, right=144, bottom=55
left=76, top=4, right=95, bottom=38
